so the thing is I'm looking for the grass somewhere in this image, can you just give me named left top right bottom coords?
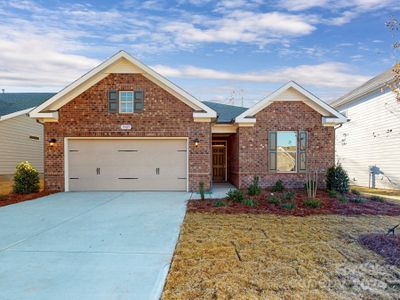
left=163, top=213, right=400, bottom=299
left=351, top=185, right=400, bottom=197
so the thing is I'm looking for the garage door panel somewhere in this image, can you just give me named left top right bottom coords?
left=67, top=139, right=187, bottom=191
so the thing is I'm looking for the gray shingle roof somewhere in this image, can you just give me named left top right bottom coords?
left=203, top=101, right=247, bottom=123
left=331, top=67, right=394, bottom=108
left=0, top=93, right=55, bottom=117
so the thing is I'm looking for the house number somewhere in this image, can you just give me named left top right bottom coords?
left=121, top=124, right=132, bottom=130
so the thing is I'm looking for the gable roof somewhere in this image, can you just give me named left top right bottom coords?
left=0, top=93, right=55, bottom=118
left=235, top=81, right=347, bottom=126
left=30, top=51, right=216, bottom=121
left=331, top=67, right=394, bottom=108
left=203, top=101, right=247, bottom=123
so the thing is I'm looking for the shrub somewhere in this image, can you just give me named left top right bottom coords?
left=351, top=189, right=361, bottom=195
left=350, top=197, right=367, bottom=204
left=271, top=179, right=285, bottom=192
left=370, top=195, right=384, bottom=202
left=284, top=191, right=295, bottom=201
left=13, top=161, right=40, bottom=194
left=213, top=200, right=226, bottom=207
left=337, top=194, right=348, bottom=203
left=247, top=176, right=261, bottom=196
left=327, top=190, right=337, bottom=198
left=227, top=189, right=244, bottom=203
left=243, top=198, right=255, bottom=207
left=303, top=198, right=321, bottom=208
left=268, top=195, right=280, bottom=205
left=281, top=203, right=295, bottom=210
left=326, top=165, right=349, bottom=193
left=199, top=181, right=205, bottom=200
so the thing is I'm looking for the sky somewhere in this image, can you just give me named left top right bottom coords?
left=0, top=0, right=399, bottom=107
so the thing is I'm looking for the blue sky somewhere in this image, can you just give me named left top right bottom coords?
left=0, top=0, right=399, bottom=106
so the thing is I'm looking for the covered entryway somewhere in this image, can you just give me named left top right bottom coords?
left=212, top=140, right=227, bottom=182
left=66, top=139, right=187, bottom=191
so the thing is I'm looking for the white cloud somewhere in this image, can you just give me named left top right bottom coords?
left=163, top=11, right=316, bottom=45
left=152, top=62, right=370, bottom=89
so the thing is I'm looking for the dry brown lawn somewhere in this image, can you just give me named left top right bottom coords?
left=163, top=213, right=400, bottom=300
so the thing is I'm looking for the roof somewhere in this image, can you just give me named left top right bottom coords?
left=235, top=81, right=347, bottom=125
left=0, top=93, right=55, bottom=117
left=30, top=50, right=216, bottom=121
left=203, top=101, right=247, bottom=123
left=331, top=67, right=394, bottom=108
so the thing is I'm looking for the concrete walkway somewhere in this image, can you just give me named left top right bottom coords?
left=0, top=192, right=188, bottom=300
left=190, top=182, right=236, bottom=200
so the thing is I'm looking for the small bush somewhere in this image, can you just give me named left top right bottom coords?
left=327, top=190, right=337, bottom=198
left=199, top=181, right=205, bottom=200
left=268, top=195, right=280, bottom=205
left=326, top=164, right=349, bottom=193
left=227, top=189, right=244, bottom=203
left=351, top=189, right=361, bottom=195
left=243, top=198, right=255, bottom=207
left=247, top=176, right=261, bottom=196
left=370, top=195, right=384, bottom=202
left=303, top=198, right=321, bottom=208
left=13, top=161, right=40, bottom=194
left=350, top=197, right=367, bottom=204
left=337, top=194, right=348, bottom=203
left=271, top=179, right=285, bottom=192
left=213, top=200, right=226, bottom=207
left=281, top=203, right=295, bottom=210
left=284, top=191, right=295, bottom=201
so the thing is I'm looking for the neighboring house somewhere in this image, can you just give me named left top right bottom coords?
left=332, top=68, right=400, bottom=190
left=29, top=51, right=346, bottom=192
left=0, top=93, right=54, bottom=182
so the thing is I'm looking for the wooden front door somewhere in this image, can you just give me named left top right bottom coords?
left=212, top=145, right=226, bottom=182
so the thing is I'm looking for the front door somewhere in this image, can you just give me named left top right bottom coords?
left=212, top=143, right=226, bottom=182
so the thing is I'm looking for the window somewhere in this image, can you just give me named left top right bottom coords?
left=276, top=131, right=297, bottom=172
left=119, top=91, right=134, bottom=113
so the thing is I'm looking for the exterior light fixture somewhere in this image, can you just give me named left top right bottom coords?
left=194, top=138, right=200, bottom=147
left=48, top=138, right=57, bottom=147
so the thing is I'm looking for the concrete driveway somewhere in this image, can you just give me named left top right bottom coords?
left=0, top=192, right=188, bottom=300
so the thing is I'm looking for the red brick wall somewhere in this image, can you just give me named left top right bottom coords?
left=237, top=101, right=334, bottom=188
left=227, top=133, right=240, bottom=186
left=44, top=73, right=212, bottom=192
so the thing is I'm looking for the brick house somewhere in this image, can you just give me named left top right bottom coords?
left=30, top=51, right=347, bottom=192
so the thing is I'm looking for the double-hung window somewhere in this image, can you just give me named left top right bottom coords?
left=276, top=131, right=297, bottom=172
left=119, top=91, right=134, bottom=113
left=269, top=131, right=307, bottom=173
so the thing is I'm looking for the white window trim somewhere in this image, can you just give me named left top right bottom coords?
left=276, top=131, right=297, bottom=174
left=119, top=91, right=134, bottom=114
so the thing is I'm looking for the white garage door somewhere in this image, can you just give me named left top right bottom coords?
left=67, top=139, right=187, bottom=191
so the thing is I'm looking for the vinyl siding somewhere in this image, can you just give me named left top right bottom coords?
left=335, top=90, right=400, bottom=189
left=0, top=114, right=43, bottom=175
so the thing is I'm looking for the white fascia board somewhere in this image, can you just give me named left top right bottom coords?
left=30, top=51, right=217, bottom=119
left=234, top=81, right=347, bottom=123
left=29, top=111, right=59, bottom=121
left=322, top=116, right=348, bottom=124
left=0, top=107, right=34, bottom=121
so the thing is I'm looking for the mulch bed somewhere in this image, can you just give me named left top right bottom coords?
left=360, top=233, right=400, bottom=267
left=188, top=189, right=400, bottom=216
left=0, top=191, right=53, bottom=207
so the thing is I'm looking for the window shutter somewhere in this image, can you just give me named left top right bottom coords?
left=134, top=91, right=144, bottom=112
left=298, top=131, right=308, bottom=172
left=268, top=131, right=277, bottom=172
left=108, top=90, right=119, bottom=113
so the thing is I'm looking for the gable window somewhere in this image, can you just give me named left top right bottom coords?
left=119, top=91, right=134, bottom=113
left=276, top=131, right=297, bottom=172
left=269, top=131, right=307, bottom=173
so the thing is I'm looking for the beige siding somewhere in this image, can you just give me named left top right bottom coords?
left=0, top=114, right=43, bottom=175
left=335, top=90, right=400, bottom=189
